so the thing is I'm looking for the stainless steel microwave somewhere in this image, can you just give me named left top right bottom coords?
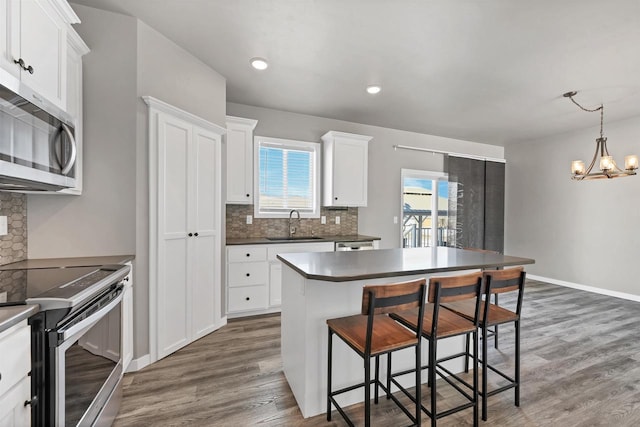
left=0, top=72, right=77, bottom=192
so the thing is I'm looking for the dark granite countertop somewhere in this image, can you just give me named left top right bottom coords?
left=277, top=247, right=534, bottom=282
left=0, top=304, right=38, bottom=333
left=226, top=234, right=380, bottom=246
left=0, top=255, right=135, bottom=271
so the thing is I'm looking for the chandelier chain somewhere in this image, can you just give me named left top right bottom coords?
left=566, top=94, right=604, bottom=140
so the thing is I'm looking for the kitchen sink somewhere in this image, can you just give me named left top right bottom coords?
left=267, top=236, right=325, bottom=241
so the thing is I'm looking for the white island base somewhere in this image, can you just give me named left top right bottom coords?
left=280, top=265, right=468, bottom=418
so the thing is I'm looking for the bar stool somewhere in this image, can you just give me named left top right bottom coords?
left=390, top=272, right=483, bottom=427
left=443, top=267, right=526, bottom=421
left=462, top=247, right=501, bottom=352
left=327, top=278, right=427, bottom=426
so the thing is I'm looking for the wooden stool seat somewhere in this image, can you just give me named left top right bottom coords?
left=443, top=300, right=519, bottom=326
left=392, top=304, right=477, bottom=339
left=327, top=314, right=419, bottom=356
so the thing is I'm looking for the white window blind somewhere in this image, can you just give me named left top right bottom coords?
left=254, top=137, right=320, bottom=218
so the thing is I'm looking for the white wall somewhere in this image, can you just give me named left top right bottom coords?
left=505, top=115, right=640, bottom=296
left=227, top=102, right=504, bottom=248
left=28, top=5, right=138, bottom=258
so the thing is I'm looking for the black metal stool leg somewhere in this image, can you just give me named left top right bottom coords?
left=416, top=343, right=422, bottom=426
left=515, top=319, right=521, bottom=406
left=386, top=352, right=392, bottom=399
left=464, top=332, right=470, bottom=373
left=494, top=294, right=499, bottom=349
left=473, top=329, right=479, bottom=427
left=430, top=339, right=437, bottom=427
left=375, top=355, right=380, bottom=404
left=327, top=328, right=333, bottom=421
left=482, top=324, right=488, bottom=421
left=365, top=356, right=371, bottom=427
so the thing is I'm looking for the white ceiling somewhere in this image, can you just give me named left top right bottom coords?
left=71, top=0, right=640, bottom=146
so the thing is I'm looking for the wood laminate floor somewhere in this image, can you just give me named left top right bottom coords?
left=114, top=280, right=640, bottom=426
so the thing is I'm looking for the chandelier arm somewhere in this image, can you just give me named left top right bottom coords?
left=583, top=142, right=599, bottom=175
left=602, top=139, right=624, bottom=173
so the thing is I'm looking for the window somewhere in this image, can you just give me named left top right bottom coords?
left=400, top=169, right=449, bottom=248
left=254, top=136, right=321, bottom=218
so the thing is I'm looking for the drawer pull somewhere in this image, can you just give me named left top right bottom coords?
left=246, top=193, right=250, bottom=197
left=246, top=273, right=250, bottom=277
left=245, top=297, right=250, bottom=301
left=246, top=253, right=250, bottom=257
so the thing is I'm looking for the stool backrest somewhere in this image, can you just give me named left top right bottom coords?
left=428, top=272, right=483, bottom=304
left=428, top=272, right=484, bottom=336
left=483, top=267, right=526, bottom=316
left=362, top=279, right=427, bottom=315
left=362, top=279, right=427, bottom=356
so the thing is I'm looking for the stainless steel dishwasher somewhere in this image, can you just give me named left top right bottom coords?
left=335, top=241, right=375, bottom=251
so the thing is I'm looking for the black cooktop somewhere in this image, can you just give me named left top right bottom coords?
left=0, top=266, right=106, bottom=306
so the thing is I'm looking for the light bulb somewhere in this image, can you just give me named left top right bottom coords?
left=600, top=156, right=614, bottom=172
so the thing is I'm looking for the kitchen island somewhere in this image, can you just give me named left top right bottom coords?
left=277, top=247, right=534, bottom=418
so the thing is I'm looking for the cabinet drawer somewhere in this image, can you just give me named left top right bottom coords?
left=228, top=285, right=268, bottom=312
left=228, top=246, right=267, bottom=262
left=228, top=262, right=268, bottom=287
left=0, top=376, right=31, bottom=427
left=0, top=323, right=31, bottom=397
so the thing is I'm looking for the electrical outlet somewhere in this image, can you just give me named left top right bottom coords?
left=0, top=216, right=6, bottom=236
left=0, top=291, right=7, bottom=303
left=335, top=216, right=341, bottom=225
left=321, top=216, right=326, bottom=224
left=246, top=215, right=253, bottom=225
left=393, top=216, right=398, bottom=224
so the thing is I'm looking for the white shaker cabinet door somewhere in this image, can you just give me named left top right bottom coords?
left=191, top=126, right=222, bottom=340
left=156, top=113, right=192, bottom=359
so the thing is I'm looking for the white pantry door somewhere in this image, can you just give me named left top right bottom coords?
left=156, top=112, right=192, bottom=359
left=146, top=96, right=226, bottom=364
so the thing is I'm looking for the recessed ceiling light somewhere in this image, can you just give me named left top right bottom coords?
left=366, top=85, right=381, bottom=95
left=250, top=57, right=268, bottom=70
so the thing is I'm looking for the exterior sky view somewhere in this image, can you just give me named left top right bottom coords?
left=258, top=146, right=313, bottom=199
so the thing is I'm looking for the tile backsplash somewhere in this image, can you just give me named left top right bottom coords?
left=0, top=192, right=27, bottom=266
left=226, top=205, right=358, bottom=239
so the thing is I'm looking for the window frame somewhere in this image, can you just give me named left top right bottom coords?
left=253, top=135, right=321, bottom=219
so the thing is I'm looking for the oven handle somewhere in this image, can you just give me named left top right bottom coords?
left=58, top=290, right=123, bottom=342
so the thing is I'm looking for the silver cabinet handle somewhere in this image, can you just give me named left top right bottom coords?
left=60, top=123, right=77, bottom=176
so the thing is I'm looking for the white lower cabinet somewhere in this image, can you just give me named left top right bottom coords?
left=0, top=321, right=31, bottom=427
left=226, top=242, right=334, bottom=317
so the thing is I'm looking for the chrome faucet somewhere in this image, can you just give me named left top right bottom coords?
left=289, top=209, right=300, bottom=237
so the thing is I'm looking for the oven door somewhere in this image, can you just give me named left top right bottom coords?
left=54, top=289, right=123, bottom=427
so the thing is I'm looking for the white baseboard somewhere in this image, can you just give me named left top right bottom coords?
left=126, top=354, right=151, bottom=373
left=528, top=274, right=640, bottom=303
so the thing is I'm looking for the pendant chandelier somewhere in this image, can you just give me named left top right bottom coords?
left=564, top=91, right=638, bottom=180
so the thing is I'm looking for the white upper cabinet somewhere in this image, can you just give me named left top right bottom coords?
left=322, top=131, right=372, bottom=207
left=225, top=115, right=258, bottom=204
left=0, top=0, right=80, bottom=109
left=58, top=26, right=89, bottom=195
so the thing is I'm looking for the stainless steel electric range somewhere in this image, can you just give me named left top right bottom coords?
left=0, top=264, right=130, bottom=427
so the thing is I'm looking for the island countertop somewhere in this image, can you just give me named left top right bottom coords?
left=277, top=246, right=534, bottom=282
